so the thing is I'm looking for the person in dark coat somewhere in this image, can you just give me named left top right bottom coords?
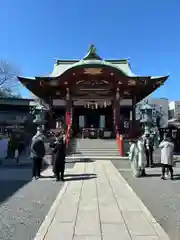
left=16, top=139, right=25, bottom=164
left=30, top=132, right=45, bottom=180
left=51, top=132, right=66, bottom=181
left=144, top=133, right=154, bottom=167
left=49, top=133, right=56, bottom=175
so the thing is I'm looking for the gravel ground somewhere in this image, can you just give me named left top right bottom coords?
left=112, top=151, right=180, bottom=240
left=0, top=161, right=74, bottom=240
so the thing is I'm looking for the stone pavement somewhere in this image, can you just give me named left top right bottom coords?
left=34, top=160, right=171, bottom=240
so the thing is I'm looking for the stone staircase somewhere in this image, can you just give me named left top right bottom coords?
left=67, top=139, right=128, bottom=160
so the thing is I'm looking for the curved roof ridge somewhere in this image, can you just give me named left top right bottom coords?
left=50, top=59, right=130, bottom=77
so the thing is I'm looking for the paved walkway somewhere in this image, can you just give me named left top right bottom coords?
left=34, top=161, right=171, bottom=240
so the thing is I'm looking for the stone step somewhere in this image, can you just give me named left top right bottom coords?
left=75, top=149, right=119, bottom=155
left=76, top=145, right=118, bottom=147
left=74, top=152, right=120, bottom=156
left=66, top=155, right=128, bottom=160
left=75, top=148, right=119, bottom=151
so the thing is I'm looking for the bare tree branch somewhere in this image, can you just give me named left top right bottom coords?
left=0, top=60, right=20, bottom=89
left=0, top=60, right=22, bottom=98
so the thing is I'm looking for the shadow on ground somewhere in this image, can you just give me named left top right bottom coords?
left=0, top=179, right=29, bottom=205
left=0, top=161, right=49, bottom=205
left=64, top=173, right=97, bottom=181
left=144, top=173, right=180, bottom=180
left=66, top=158, right=94, bottom=163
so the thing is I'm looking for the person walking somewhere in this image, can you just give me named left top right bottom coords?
left=159, top=133, right=174, bottom=180
left=51, top=132, right=66, bottom=181
left=144, top=133, right=154, bottom=167
left=30, top=132, right=45, bottom=180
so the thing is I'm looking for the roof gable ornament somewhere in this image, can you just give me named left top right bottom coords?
left=83, top=44, right=102, bottom=61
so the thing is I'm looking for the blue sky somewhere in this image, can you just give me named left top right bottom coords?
left=0, top=0, right=180, bottom=99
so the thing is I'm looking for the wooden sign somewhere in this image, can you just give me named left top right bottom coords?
left=128, top=80, right=136, bottom=86
left=84, top=68, right=103, bottom=75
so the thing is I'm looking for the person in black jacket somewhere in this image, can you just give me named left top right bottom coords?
left=16, top=139, right=25, bottom=164
left=30, top=132, right=45, bottom=180
left=144, top=133, right=154, bottom=167
left=51, top=132, right=66, bottom=181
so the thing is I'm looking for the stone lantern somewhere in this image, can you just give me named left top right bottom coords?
left=140, top=101, right=153, bottom=135
left=32, top=102, right=48, bottom=133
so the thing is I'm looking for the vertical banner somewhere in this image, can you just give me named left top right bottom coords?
left=65, top=111, right=71, bottom=126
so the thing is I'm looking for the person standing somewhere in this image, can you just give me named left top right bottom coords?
left=159, top=133, right=174, bottom=180
left=49, top=133, right=56, bottom=175
left=52, top=132, right=66, bottom=181
left=129, top=138, right=146, bottom=178
left=137, top=137, right=147, bottom=176
left=30, top=132, right=45, bottom=180
left=16, top=139, right=25, bottom=164
left=144, top=133, right=154, bottom=167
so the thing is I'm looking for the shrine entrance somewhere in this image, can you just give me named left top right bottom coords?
left=72, top=105, right=113, bottom=138
left=86, top=108, right=100, bottom=128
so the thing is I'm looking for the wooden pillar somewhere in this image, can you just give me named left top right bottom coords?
left=132, top=95, right=136, bottom=121
left=65, top=88, right=72, bottom=126
left=48, top=96, right=53, bottom=130
left=113, top=87, right=120, bottom=134
left=130, top=95, right=137, bottom=138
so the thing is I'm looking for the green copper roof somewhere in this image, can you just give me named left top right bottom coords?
left=83, top=44, right=102, bottom=60
left=50, top=59, right=135, bottom=77
left=49, top=45, right=135, bottom=77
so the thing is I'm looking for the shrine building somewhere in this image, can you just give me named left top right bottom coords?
left=18, top=45, right=168, bottom=139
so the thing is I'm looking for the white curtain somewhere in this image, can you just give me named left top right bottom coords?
left=100, top=115, right=105, bottom=128
left=79, top=115, right=85, bottom=128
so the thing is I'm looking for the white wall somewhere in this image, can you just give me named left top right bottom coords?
left=174, top=101, right=180, bottom=117
left=168, top=100, right=180, bottom=119
left=169, top=101, right=175, bottom=110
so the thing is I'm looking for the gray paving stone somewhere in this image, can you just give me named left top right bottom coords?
left=122, top=210, right=157, bottom=236
left=131, top=236, right=159, bottom=240
left=73, top=236, right=101, bottom=240
left=75, top=210, right=101, bottom=236
left=45, top=222, right=74, bottom=240
left=101, top=223, right=131, bottom=240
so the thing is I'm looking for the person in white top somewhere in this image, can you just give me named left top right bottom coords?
left=159, top=133, right=174, bottom=180
left=129, top=137, right=146, bottom=177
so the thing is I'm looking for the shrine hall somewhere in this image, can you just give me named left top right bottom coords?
left=18, top=45, right=168, bottom=139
